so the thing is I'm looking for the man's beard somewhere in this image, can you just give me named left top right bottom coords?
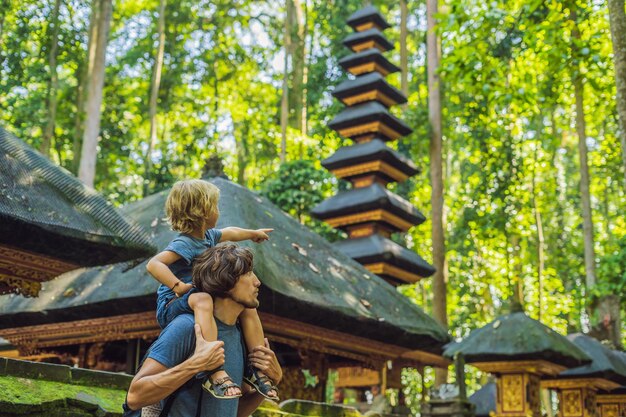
left=230, top=294, right=259, bottom=309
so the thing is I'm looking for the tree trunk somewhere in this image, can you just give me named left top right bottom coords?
left=280, top=0, right=291, bottom=162
left=291, top=0, right=304, bottom=133
left=400, top=0, right=408, bottom=110
left=235, top=122, right=249, bottom=186
left=72, top=62, right=86, bottom=174
left=143, top=0, right=167, bottom=197
left=607, top=0, right=626, bottom=188
left=41, top=0, right=62, bottom=158
left=0, top=1, right=7, bottom=68
left=571, top=22, right=597, bottom=291
left=78, top=0, right=112, bottom=187
left=299, top=0, right=309, bottom=159
left=427, top=0, right=447, bottom=386
left=73, top=0, right=97, bottom=173
left=531, top=138, right=545, bottom=322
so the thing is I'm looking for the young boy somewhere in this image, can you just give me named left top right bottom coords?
left=146, top=179, right=278, bottom=401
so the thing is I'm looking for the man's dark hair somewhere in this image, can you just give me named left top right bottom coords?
left=192, top=244, right=254, bottom=298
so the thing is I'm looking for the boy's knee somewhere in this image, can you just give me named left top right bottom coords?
left=189, top=292, right=214, bottom=311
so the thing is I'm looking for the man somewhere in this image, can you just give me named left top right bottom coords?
left=127, top=244, right=282, bottom=417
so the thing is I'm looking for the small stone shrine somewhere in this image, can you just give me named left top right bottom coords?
left=444, top=311, right=591, bottom=417
left=541, top=333, right=626, bottom=417
left=312, top=5, right=435, bottom=286
left=597, top=351, right=626, bottom=417
left=597, top=386, right=626, bottom=417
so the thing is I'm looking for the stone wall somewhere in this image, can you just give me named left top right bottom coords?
left=0, top=357, right=131, bottom=417
left=0, top=358, right=407, bottom=417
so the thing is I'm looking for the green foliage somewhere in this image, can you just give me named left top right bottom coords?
left=260, top=160, right=342, bottom=241
left=2, top=0, right=626, bottom=408
left=596, top=236, right=626, bottom=298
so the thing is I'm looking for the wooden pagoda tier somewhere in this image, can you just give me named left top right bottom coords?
left=0, top=177, right=450, bottom=400
left=444, top=312, right=591, bottom=417
left=0, top=127, right=156, bottom=297
left=346, top=5, right=391, bottom=32
left=335, top=235, right=435, bottom=284
left=541, top=334, right=626, bottom=417
left=311, top=183, right=425, bottom=234
left=322, top=138, right=418, bottom=186
left=314, top=6, right=434, bottom=286
left=343, top=28, right=394, bottom=53
left=339, top=48, right=400, bottom=77
left=328, top=101, right=413, bottom=142
left=333, top=73, right=407, bottom=108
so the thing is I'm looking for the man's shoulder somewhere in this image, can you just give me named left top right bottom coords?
left=148, top=315, right=196, bottom=368
left=165, top=314, right=195, bottom=334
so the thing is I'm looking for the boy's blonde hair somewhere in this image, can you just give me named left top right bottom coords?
left=165, top=179, right=220, bottom=234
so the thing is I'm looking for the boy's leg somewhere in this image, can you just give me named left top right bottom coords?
left=187, top=292, right=217, bottom=341
left=241, top=308, right=278, bottom=400
left=188, top=292, right=241, bottom=397
left=240, top=308, right=265, bottom=350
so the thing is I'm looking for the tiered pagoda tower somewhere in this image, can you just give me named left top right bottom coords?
left=312, top=6, right=435, bottom=286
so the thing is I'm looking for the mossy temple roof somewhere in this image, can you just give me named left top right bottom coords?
left=0, top=127, right=156, bottom=268
left=0, top=177, right=449, bottom=354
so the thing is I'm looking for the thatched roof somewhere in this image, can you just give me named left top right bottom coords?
left=334, top=234, right=435, bottom=279
left=343, top=28, right=393, bottom=52
left=0, top=177, right=449, bottom=353
left=0, top=127, right=156, bottom=267
left=338, top=49, right=400, bottom=75
left=322, top=139, right=418, bottom=180
left=333, top=73, right=407, bottom=107
left=311, top=183, right=425, bottom=228
left=328, top=102, right=413, bottom=140
left=469, top=382, right=496, bottom=417
left=443, top=312, right=591, bottom=369
left=557, top=334, right=626, bottom=384
left=346, top=6, right=391, bottom=31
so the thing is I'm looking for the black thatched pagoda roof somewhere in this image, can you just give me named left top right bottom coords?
left=334, top=234, right=435, bottom=279
left=343, top=28, right=394, bottom=52
left=443, top=312, right=591, bottom=369
left=556, top=334, right=626, bottom=385
left=469, top=382, right=496, bottom=417
left=328, top=102, right=413, bottom=140
left=339, top=49, right=400, bottom=76
left=0, top=127, right=156, bottom=266
left=0, top=177, right=449, bottom=353
left=346, top=6, right=391, bottom=31
left=332, top=73, right=407, bottom=107
left=311, top=183, right=425, bottom=228
left=322, top=139, right=418, bottom=181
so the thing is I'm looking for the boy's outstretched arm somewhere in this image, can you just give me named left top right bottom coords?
left=146, top=251, right=193, bottom=296
left=220, top=227, right=273, bottom=243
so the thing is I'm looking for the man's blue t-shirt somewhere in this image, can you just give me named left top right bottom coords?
left=147, top=314, right=244, bottom=417
left=155, top=228, right=222, bottom=320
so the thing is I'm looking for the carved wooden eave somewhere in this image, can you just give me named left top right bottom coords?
left=364, top=262, right=425, bottom=284
left=323, top=208, right=416, bottom=232
left=331, top=160, right=412, bottom=184
left=471, top=360, right=566, bottom=376
left=0, top=311, right=449, bottom=368
left=540, top=378, right=617, bottom=417
left=541, top=378, right=620, bottom=392
left=0, top=245, right=78, bottom=297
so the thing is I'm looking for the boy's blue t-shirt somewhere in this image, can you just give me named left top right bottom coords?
left=156, top=228, right=222, bottom=310
left=147, top=314, right=244, bottom=417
